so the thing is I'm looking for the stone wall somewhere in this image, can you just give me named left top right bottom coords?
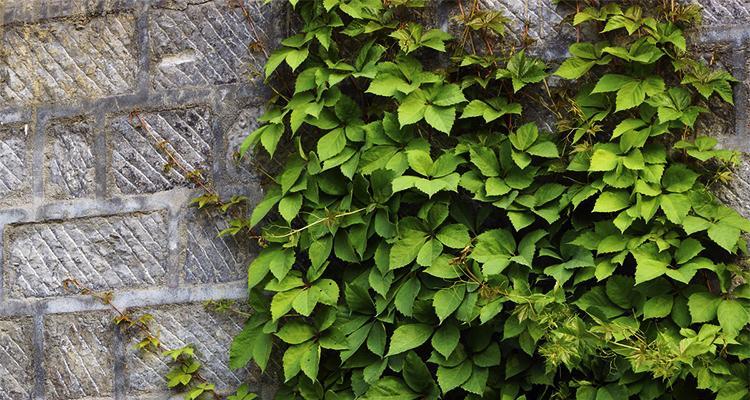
left=0, top=0, right=749, bottom=399
left=0, top=0, right=284, bottom=399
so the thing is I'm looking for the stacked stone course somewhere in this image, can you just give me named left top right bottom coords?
left=0, top=0, right=748, bottom=399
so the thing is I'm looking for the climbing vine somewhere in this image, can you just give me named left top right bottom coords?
left=227, top=0, right=750, bottom=399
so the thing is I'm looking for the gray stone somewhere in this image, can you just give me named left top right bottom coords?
left=109, top=107, right=213, bottom=195
left=4, top=211, right=168, bottom=298
left=148, top=0, right=282, bottom=90
left=0, top=317, right=34, bottom=400
left=2, top=0, right=138, bottom=25
left=125, top=304, right=260, bottom=396
left=0, top=13, right=137, bottom=108
left=695, top=0, right=750, bottom=26
left=0, top=123, right=32, bottom=207
left=183, top=207, right=253, bottom=284
left=45, top=118, right=96, bottom=199
left=223, top=107, right=261, bottom=184
left=44, top=312, right=115, bottom=400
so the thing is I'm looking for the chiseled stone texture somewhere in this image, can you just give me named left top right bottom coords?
left=0, top=123, right=32, bottom=206
left=126, top=304, right=258, bottom=396
left=183, top=208, right=252, bottom=284
left=148, top=0, right=281, bottom=90
left=0, top=317, right=34, bottom=400
left=45, top=118, right=96, bottom=199
left=109, top=107, right=213, bottom=195
left=223, top=107, right=262, bottom=184
left=44, top=312, right=115, bottom=400
left=695, top=0, right=750, bottom=26
left=0, top=13, right=137, bottom=108
left=4, top=211, right=168, bottom=298
left=2, top=0, right=138, bottom=24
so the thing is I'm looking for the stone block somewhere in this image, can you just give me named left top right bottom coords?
left=125, top=304, right=260, bottom=396
left=44, top=312, right=115, bottom=400
left=45, top=118, right=96, bottom=200
left=4, top=211, right=168, bottom=298
left=223, top=107, right=261, bottom=184
left=183, top=208, right=253, bottom=284
left=0, top=13, right=137, bottom=108
left=2, top=0, right=138, bottom=24
left=695, top=0, right=750, bottom=27
left=109, top=107, right=213, bottom=195
left=0, top=123, right=32, bottom=207
left=0, top=317, right=34, bottom=400
left=148, top=0, right=283, bottom=90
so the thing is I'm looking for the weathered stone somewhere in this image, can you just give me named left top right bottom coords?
left=0, top=317, right=34, bottom=400
left=148, top=0, right=282, bottom=90
left=694, top=0, right=750, bottom=26
left=4, top=211, right=168, bottom=298
left=45, top=118, right=96, bottom=199
left=125, top=304, right=259, bottom=395
left=0, top=123, right=32, bottom=206
left=44, top=312, right=114, bottom=400
left=2, top=0, right=138, bottom=25
left=0, top=13, right=137, bottom=108
left=223, top=107, right=261, bottom=183
left=183, top=208, right=252, bottom=284
left=109, top=107, right=213, bottom=195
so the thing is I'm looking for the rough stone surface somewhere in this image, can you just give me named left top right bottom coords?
left=148, top=0, right=280, bottom=90
left=109, top=107, right=213, bottom=195
left=44, top=312, right=114, bottom=400
left=125, top=304, right=257, bottom=395
left=4, top=211, right=168, bottom=298
left=0, top=123, right=32, bottom=206
left=695, top=0, right=750, bottom=26
left=45, top=118, right=96, bottom=199
left=1, top=13, right=137, bottom=108
left=183, top=208, right=253, bottom=284
left=0, top=318, right=34, bottom=400
left=2, top=0, right=138, bottom=25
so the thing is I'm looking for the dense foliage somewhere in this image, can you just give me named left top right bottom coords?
left=229, top=1, right=750, bottom=398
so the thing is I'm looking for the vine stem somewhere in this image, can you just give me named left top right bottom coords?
left=267, top=207, right=369, bottom=239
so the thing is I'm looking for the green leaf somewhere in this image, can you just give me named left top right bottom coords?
left=718, top=299, right=749, bottom=337
left=278, top=193, right=303, bottom=223
left=631, top=246, right=669, bottom=285
left=660, top=193, right=691, bottom=224
left=386, top=324, right=434, bottom=356
left=276, top=321, right=315, bottom=344
left=662, top=164, right=699, bottom=193
left=593, top=191, right=630, bottom=213
left=432, top=323, right=460, bottom=358
left=675, top=238, right=704, bottom=264
left=555, top=57, right=595, bottom=79
left=708, top=224, right=741, bottom=252
left=589, top=148, right=619, bottom=171
left=362, top=377, right=420, bottom=400
left=509, top=123, right=539, bottom=151
left=424, top=105, right=456, bottom=134
left=433, top=285, right=466, bottom=323
left=436, top=224, right=471, bottom=248
left=643, top=295, right=673, bottom=319
left=437, top=361, right=472, bottom=393
left=398, top=91, right=428, bottom=126
left=317, top=129, right=347, bottom=161
left=469, top=147, right=500, bottom=177
left=249, top=247, right=294, bottom=289
left=688, top=292, right=721, bottom=323
left=592, top=74, right=634, bottom=93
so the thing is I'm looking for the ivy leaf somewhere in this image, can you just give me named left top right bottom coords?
left=660, top=193, right=691, bottom=224
left=593, top=191, right=630, bottom=213
left=509, top=123, right=539, bottom=151
left=437, top=361, right=473, bottom=394
left=436, top=224, right=471, bottom=248
left=662, top=164, right=699, bottom=193
left=643, top=295, right=673, bottom=319
left=433, top=285, right=466, bottom=323
left=362, top=377, right=420, bottom=400
left=317, top=128, right=347, bottom=161
left=717, top=300, right=749, bottom=337
left=276, top=321, right=315, bottom=344
left=707, top=224, right=741, bottom=252
left=386, top=324, right=434, bottom=356
left=631, top=245, right=669, bottom=285
left=688, top=292, right=721, bottom=323
left=432, top=323, right=460, bottom=358
left=424, top=106, right=456, bottom=134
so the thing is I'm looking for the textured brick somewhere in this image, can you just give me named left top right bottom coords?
left=224, top=107, right=261, bottom=183
left=109, top=107, right=213, bottom=195
left=695, top=0, right=750, bottom=26
left=148, top=0, right=281, bottom=90
left=184, top=208, right=252, bottom=284
left=4, top=211, right=168, bottom=298
left=0, top=317, right=34, bottom=400
left=44, top=312, right=114, bottom=400
left=489, top=1, right=572, bottom=52
left=45, top=118, right=96, bottom=199
left=0, top=13, right=137, bottom=107
left=126, top=304, right=259, bottom=395
left=0, top=123, right=32, bottom=206
left=2, top=0, right=138, bottom=24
